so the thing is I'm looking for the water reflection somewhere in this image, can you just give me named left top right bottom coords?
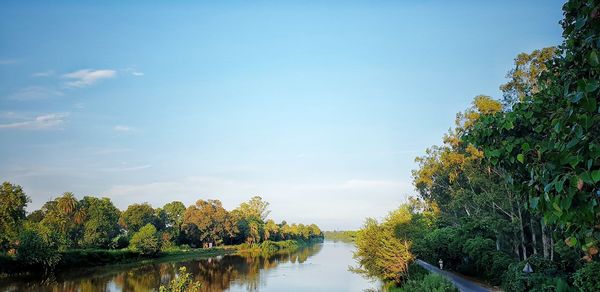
left=1, top=244, right=324, bottom=292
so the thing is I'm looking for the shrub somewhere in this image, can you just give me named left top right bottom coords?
left=406, top=263, right=429, bottom=281
left=573, top=262, right=600, bottom=292
left=395, top=273, right=458, bottom=292
left=159, top=266, right=201, bottom=292
left=130, top=223, right=161, bottom=255
left=502, top=255, right=564, bottom=292
left=487, top=251, right=515, bottom=285
left=58, top=249, right=139, bottom=268
left=109, top=234, right=129, bottom=249
left=16, top=229, right=61, bottom=270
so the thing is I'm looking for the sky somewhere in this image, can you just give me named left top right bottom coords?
left=0, top=1, right=565, bottom=230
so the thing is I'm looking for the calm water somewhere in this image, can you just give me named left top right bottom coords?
left=1, top=241, right=380, bottom=291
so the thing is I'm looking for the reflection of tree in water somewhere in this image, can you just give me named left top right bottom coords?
left=0, top=244, right=323, bottom=291
left=181, top=243, right=323, bottom=292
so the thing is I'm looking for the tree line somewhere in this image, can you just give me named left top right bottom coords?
left=354, top=0, right=600, bottom=291
left=0, top=182, right=323, bottom=269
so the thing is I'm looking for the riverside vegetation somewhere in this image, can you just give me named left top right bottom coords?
left=353, top=0, right=600, bottom=291
left=0, top=184, right=323, bottom=276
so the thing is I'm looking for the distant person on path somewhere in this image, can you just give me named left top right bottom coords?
left=438, top=259, right=443, bottom=270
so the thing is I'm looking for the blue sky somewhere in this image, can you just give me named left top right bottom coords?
left=0, top=1, right=564, bottom=229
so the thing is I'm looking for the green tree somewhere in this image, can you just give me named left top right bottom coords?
left=130, top=223, right=161, bottom=255
left=263, top=219, right=279, bottom=241
left=39, top=192, right=83, bottom=249
left=500, top=47, right=557, bottom=107
left=17, top=226, right=61, bottom=270
left=120, top=203, right=159, bottom=233
left=80, top=196, right=120, bottom=248
left=465, top=0, right=600, bottom=258
left=163, top=201, right=186, bottom=241
left=236, top=196, right=270, bottom=221
left=353, top=208, right=414, bottom=284
left=0, top=182, right=30, bottom=249
left=182, top=199, right=235, bottom=246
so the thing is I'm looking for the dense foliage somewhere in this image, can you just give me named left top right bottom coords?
left=323, top=230, right=357, bottom=242
left=0, top=182, right=323, bottom=271
left=355, top=0, right=600, bottom=290
left=573, top=261, right=600, bottom=291
left=129, top=223, right=161, bottom=255
left=159, top=266, right=202, bottom=292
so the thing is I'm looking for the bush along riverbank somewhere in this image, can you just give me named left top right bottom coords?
left=237, top=238, right=324, bottom=256
left=1, top=238, right=322, bottom=277
left=323, top=230, right=357, bottom=242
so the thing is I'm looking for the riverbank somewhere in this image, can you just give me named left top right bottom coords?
left=0, top=238, right=322, bottom=277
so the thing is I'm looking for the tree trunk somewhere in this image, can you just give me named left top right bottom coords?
left=550, top=235, right=554, bottom=261
left=516, top=201, right=527, bottom=260
left=530, top=216, right=538, bottom=255
left=541, top=219, right=549, bottom=259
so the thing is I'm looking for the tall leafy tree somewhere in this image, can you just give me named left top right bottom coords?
left=163, top=201, right=186, bottom=238
left=182, top=199, right=236, bottom=246
left=465, top=0, right=600, bottom=259
left=80, top=196, right=120, bottom=248
left=0, top=182, right=30, bottom=249
left=119, top=203, right=160, bottom=233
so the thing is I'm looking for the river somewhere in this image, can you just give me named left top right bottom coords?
left=1, top=241, right=380, bottom=291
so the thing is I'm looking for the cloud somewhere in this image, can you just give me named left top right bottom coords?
left=63, top=69, right=116, bottom=88
left=5, top=86, right=63, bottom=101
left=122, top=67, right=144, bottom=76
left=32, top=70, right=55, bottom=77
left=114, top=125, right=135, bottom=132
left=0, top=113, right=69, bottom=130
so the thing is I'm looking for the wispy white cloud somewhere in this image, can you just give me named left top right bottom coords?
left=114, top=125, right=135, bottom=132
left=0, top=113, right=69, bottom=130
left=63, top=69, right=116, bottom=88
left=122, top=67, right=144, bottom=76
left=5, top=86, right=63, bottom=101
left=32, top=70, right=55, bottom=77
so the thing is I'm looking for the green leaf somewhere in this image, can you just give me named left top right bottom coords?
left=589, top=50, right=599, bottom=67
left=562, top=195, right=573, bottom=210
left=592, top=170, right=600, bottom=183
left=571, top=92, right=584, bottom=103
left=530, top=197, right=540, bottom=209
left=565, top=236, right=577, bottom=247
left=544, top=182, right=554, bottom=193
left=585, top=80, right=599, bottom=93
left=556, top=179, right=564, bottom=193
left=581, top=172, right=594, bottom=184
left=552, top=202, right=561, bottom=212
left=517, top=153, right=525, bottom=164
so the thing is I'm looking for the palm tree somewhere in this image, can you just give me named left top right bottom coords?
left=57, top=192, right=77, bottom=214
